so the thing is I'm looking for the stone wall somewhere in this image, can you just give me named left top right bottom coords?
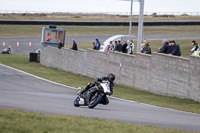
left=41, top=47, right=200, bottom=102
left=40, top=47, right=87, bottom=75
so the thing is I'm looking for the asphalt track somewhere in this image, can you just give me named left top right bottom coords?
left=0, top=64, right=200, bottom=131
left=0, top=34, right=200, bottom=54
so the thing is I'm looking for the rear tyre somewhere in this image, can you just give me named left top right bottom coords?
left=88, top=92, right=102, bottom=109
left=74, top=97, right=80, bottom=107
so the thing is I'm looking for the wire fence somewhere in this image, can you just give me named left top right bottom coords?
left=0, top=10, right=200, bottom=16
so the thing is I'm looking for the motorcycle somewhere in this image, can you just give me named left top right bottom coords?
left=1, top=47, right=11, bottom=54
left=74, top=80, right=111, bottom=109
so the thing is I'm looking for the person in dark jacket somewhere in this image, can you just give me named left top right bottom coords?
left=144, top=42, right=151, bottom=54
left=58, top=39, right=64, bottom=49
left=116, top=40, right=122, bottom=52
left=140, top=42, right=146, bottom=53
left=166, top=41, right=172, bottom=54
left=71, top=40, right=78, bottom=51
left=122, top=41, right=128, bottom=53
left=169, top=40, right=181, bottom=56
left=159, top=39, right=169, bottom=53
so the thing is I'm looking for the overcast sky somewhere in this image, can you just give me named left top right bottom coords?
left=1, top=0, right=200, bottom=14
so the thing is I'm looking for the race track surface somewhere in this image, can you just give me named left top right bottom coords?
left=0, top=64, right=200, bottom=131
left=0, top=34, right=200, bottom=54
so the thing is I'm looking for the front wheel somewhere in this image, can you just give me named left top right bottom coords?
left=74, top=97, right=80, bottom=107
left=88, top=92, right=102, bottom=109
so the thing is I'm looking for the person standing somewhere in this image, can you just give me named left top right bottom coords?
left=191, top=40, right=199, bottom=56
left=109, top=41, right=115, bottom=51
left=116, top=40, right=122, bottom=52
left=169, top=40, right=181, bottom=56
left=122, top=41, right=128, bottom=53
left=71, top=40, right=78, bottom=51
left=46, top=33, right=52, bottom=41
left=159, top=39, right=169, bottom=54
left=95, top=38, right=101, bottom=50
left=114, top=41, right=118, bottom=51
left=58, top=39, right=64, bottom=49
left=144, top=42, right=152, bottom=54
left=140, top=42, right=146, bottom=53
left=127, top=40, right=134, bottom=54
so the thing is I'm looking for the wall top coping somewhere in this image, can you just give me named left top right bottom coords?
left=152, top=52, right=190, bottom=60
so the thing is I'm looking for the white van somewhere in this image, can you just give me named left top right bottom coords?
left=99, top=35, right=136, bottom=53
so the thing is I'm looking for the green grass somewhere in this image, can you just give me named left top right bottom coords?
left=1, top=108, right=198, bottom=133
left=65, top=39, right=200, bottom=57
left=0, top=54, right=200, bottom=114
left=0, top=25, right=200, bottom=37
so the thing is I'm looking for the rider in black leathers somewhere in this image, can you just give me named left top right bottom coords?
left=79, top=73, right=115, bottom=105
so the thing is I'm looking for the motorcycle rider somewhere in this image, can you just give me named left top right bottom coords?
left=78, top=73, right=115, bottom=105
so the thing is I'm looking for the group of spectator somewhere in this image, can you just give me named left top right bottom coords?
left=105, top=40, right=135, bottom=54
left=158, top=40, right=181, bottom=56
left=61, top=37, right=200, bottom=58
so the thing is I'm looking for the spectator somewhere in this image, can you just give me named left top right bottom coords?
left=140, top=42, right=146, bottom=53
left=46, top=33, right=52, bottom=41
left=114, top=41, right=118, bottom=51
left=71, top=40, right=78, bottom=51
left=159, top=39, right=169, bottom=54
left=95, top=38, right=101, bottom=50
left=116, top=40, right=122, bottom=52
left=166, top=41, right=172, bottom=54
left=144, top=42, right=152, bottom=54
left=169, top=40, right=181, bottom=56
left=127, top=40, right=134, bottom=54
left=106, top=41, right=112, bottom=53
left=191, top=40, right=199, bottom=54
left=93, top=42, right=97, bottom=50
left=122, top=41, right=128, bottom=53
left=58, top=39, right=64, bottom=49
left=109, top=41, right=115, bottom=51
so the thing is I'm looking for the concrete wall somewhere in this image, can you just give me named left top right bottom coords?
left=41, top=47, right=200, bottom=102
left=40, top=47, right=87, bottom=75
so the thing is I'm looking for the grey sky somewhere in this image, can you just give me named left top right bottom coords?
left=1, top=0, right=200, bottom=13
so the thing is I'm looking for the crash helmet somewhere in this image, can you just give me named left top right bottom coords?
left=107, top=73, right=115, bottom=82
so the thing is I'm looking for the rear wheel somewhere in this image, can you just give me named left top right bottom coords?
left=74, top=97, right=80, bottom=107
left=88, top=92, right=102, bottom=109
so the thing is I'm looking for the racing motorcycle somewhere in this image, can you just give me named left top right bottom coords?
left=74, top=80, right=111, bottom=109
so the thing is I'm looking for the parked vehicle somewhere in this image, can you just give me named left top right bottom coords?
left=99, top=35, right=135, bottom=53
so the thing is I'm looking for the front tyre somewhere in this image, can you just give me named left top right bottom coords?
left=74, top=97, right=80, bottom=107
left=88, top=92, right=102, bottom=109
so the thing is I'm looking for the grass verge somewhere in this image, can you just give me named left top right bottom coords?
left=0, top=54, right=200, bottom=114
left=1, top=108, right=198, bottom=133
left=0, top=25, right=200, bottom=37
